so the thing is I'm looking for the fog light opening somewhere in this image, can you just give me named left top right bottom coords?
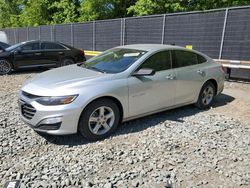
left=38, top=117, right=62, bottom=125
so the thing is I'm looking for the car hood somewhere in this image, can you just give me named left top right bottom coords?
left=0, top=51, right=10, bottom=56
left=22, top=65, right=113, bottom=96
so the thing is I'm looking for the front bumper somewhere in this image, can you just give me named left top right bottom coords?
left=19, top=95, right=82, bottom=135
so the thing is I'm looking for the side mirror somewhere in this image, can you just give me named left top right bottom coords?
left=132, top=68, right=155, bottom=76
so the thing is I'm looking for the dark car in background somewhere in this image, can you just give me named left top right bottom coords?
left=0, top=41, right=10, bottom=52
left=0, top=40, right=86, bottom=75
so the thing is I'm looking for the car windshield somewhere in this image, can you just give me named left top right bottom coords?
left=5, top=42, right=25, bottom=51
left=84, top=48, right=147, bottom=73
left=0, top=42, right=10, bottom=49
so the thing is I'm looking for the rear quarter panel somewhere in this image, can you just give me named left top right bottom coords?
left=199, top=59, right=225, bottom=97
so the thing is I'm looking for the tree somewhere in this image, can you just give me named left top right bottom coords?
left=0, top=0, right=250, bottom=28
left=78, top=0, right=135, bottom=22
left=127, top=0, right=187, bottom=16
left=49, top=0, right=80, bottom=24
left=0, top=0, right=22, bottom=28
left=127, top=0, right=250, bottom=16
left=19, top=0, right=50, bottom=27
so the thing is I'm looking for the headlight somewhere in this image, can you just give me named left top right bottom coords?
left=36, top=95, right=78, bottom=106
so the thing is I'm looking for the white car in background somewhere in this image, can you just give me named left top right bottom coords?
left=0, top=31, right=8, bottom=43
left=19, top=44, right=225, bottom=140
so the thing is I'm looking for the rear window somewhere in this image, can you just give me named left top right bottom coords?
left=197, top=54, right=207, bottom=64
left=172, top=50, right=198, bottom=68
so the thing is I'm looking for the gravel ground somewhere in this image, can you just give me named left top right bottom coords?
left=0, top=71, right=250, bottom=188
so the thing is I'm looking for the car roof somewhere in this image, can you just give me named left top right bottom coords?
left=117, top=44, right=188, bottom=52
left=24, top=40, right=60, bottom=43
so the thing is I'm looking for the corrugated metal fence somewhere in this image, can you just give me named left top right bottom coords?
left=1, top=6, right=250, bottom=60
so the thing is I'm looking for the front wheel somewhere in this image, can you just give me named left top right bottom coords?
left=0, top=59, right=12, bottom=75
left=195, top=81, right=216, bottom=109
left=78, top=99, right=120, bottom=141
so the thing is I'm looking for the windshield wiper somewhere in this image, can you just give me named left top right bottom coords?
left=88, top=66, right=106, bottom=73
left=77, top=62, right=86, bottom=67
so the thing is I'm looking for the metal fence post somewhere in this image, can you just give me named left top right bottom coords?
left=120, top=19, right=123, bottom=46
left=14, top=29, right=17, bottom=43
left=219, top=8, right=229, bottom=59
left=71, top=23, right=74, bottom=46
left=51, top=25, right=54, bottom=41
left=93, top=21, right=95, bottom=51
left=39, top=26, right=41, bottom=40
left=161, top=15, right=166, bottom=44
left=123, top=18, right=126, bottom=45
left=27, top=27, right=29, bottom=40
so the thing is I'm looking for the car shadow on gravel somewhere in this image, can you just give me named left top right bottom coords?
left=11, top=67, right=49, bottom=75
left=39, top=93, right=235, bottom=146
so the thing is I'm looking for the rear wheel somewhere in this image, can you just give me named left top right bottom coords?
left=195, top=81, right=216, bottom=109
left=60, top=58, right=75, bottom=67
left=0, top=59, right=12, bottom=75
left=78, top=99, right=120, bottom=141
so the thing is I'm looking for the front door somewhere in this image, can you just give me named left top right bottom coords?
left=14, top=42, right=42, bottom=68
left=128, top=50, right=177, bottom=117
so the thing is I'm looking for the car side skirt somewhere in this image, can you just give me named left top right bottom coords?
left=122, top=100, right=195, bottom=123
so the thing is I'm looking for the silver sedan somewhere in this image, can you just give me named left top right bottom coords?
left=19, top=44, right=225, bottom=140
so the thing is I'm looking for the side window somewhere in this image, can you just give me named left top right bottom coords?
left=139, top=51, right=171, bottom=72
left=197, top=54, right=207, bottom=64
left=41, top=42, right=66, bottom=50
left=172, top=50, right=198, bottom=68
left=21, top=42, right=40, bottom=51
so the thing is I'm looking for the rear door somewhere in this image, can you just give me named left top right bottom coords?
left=14, top=42, right=42, bottom=68
left=128, top=50, right=177, bottom=117
left=40, top=42, right=67, bottom=66
left=171, top=50, right=207, bottom=105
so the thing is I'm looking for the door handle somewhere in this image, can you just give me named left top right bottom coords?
left=34, top=52, right=41, bottom=56
left=58, top=52, right=64, bottom=55
left=166, top=74, right=175, bottom=80
left=197, top=70, right=205, bottom=76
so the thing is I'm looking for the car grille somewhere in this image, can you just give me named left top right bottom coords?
left=20, top=99, right=36, bottom=120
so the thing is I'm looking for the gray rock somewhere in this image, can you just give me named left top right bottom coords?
left=104, top=182, right=113, bottom=188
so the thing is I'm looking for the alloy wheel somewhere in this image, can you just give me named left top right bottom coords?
left=0, top=60, right=11, bottom=75
left=88, top=106, right=115, bottom=135
left=201, top=86, right=214, bottom=105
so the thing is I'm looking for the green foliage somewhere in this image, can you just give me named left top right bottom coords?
left=78, top=0, right=113, bottom=21
left=50, top=0, right=79, bottom=24
left=19, top=0, right=50, bottom=26
left=0, top=0, right=249, bottom=28
left=127, top=0, right=185, bottom=16
left=0, top=0, right=22, bottom=28
left=78, top=0, right=134, bottom=22
left=128, top=0, right=250, bottom=16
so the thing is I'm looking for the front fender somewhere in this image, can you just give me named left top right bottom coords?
left=74, top=78, right=129, bottom=120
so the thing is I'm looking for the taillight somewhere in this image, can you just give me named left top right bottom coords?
left=80, top=49, right=85, bottom=56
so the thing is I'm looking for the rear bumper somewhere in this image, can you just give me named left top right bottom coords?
left=217, top=74, right=225, bottom=95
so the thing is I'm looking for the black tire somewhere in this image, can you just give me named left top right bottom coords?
left=0, top=59, right=12, bottom=75
left=60, top=58, right=75, bottom=67
left=195, top=81, right=216, bottom=109
left=78, top=98, right=120, bottom=141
